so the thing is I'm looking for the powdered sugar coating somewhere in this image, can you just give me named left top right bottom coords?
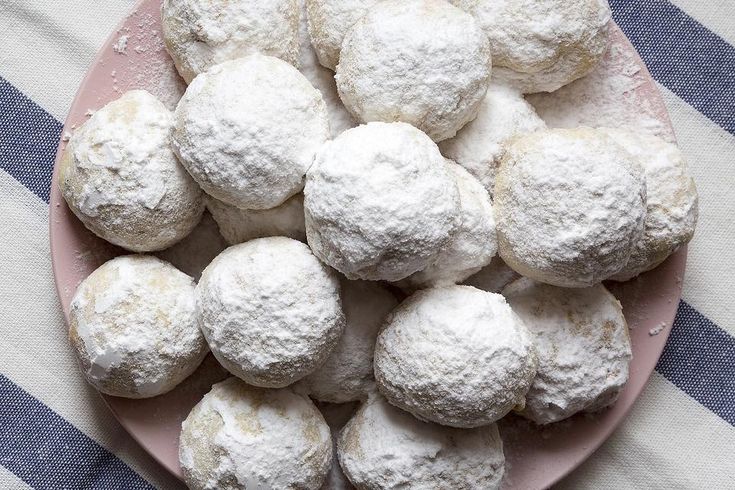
left=69, top=255, right=207, bottom=398
left=207, top=194, right=306, bottom=245
left=600, top=129, right=699, bottom=281
left=59, top=90, right=204, bottom=252
left=399, top=162, right=497, bottom=291
left=161, top=0, right=300, bottom=83
left=464, top=256, right=522, bottom=294
left=297, top=279, right=398, bottom=403
left=304, top=122, right=461, bottom=282
left=338, top=394, right=505, bottom=489
left=439, top=83, right=546, bottom=196
left=375, top=286, right=537, bottom=428
left=197, top=237, right=345, bottom=388
left=495, top=128, right=647, bottom=288
left=335, top=0, right=492, bottom=142
left=172, top=55, right=330, bottom=210
left=180, top=377, right=332, bottom=490
left=503, top=278, right=632, bottom=424
left=299, top=0, right=356, bottom=137
left=452, top=0, right=611, bottom=93
left=305, top=0, right=377, bottom=71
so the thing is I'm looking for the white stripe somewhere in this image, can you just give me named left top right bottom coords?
left=0, top=171, right=182, bottom=490
left=657, top=83, right=735, bottom=334
left=668, top=0, right=735, bottom=47
left=557, top=372, right=735, bottom=489
left=0, top=467, right=32, bottom=490
left=0, top=0, right=133, bottom=119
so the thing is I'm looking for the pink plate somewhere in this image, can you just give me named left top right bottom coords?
left=50, top=2, right=686, bottom=488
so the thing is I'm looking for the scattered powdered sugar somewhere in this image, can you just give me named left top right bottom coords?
left=649, top=322, right=667, bottom=336
left=398, top=162, right=497, bottom=291
left=59, top=90, right=204, bottom=252
left=439, top=83, right=546, bottom=195
left=179, top=378, right=332, bottom=489
left=338, top=394, right=505, bottom=489
left=336, top=0, right=492, bottom=141
left=297, top=279, right=398, bottom=403
left=374, top=285, right=537, bottom=428
left=68, top=255, right=208, bottom=398
left=304, top=122, right=461, bottom=282
left=495, top=127, right=647, bottom=287
left=161, top=0, right=300, bottom=83
left=503, top=278, right=632, bottom=425
left=113, top=35, right=129, bottom=54
left=206, top=194, right=306, bottom=246
left=527, top=29, right=675, bottom=142
left=172, top=55, right=330, bottom=210
left=196, top=237, right=345, bottom=388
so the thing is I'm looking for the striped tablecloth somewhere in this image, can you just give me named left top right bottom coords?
left=1, top=1, right=733, bottom=488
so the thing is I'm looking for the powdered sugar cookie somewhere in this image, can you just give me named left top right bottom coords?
left=503, top=278, right=632, bottom=424
left=297, top=279, right=398, bottom=403
left=374, top=285, right=537, bottom=428
left=338, top=394, right=505, bottom=489
left=197, top=237, right=345, bottom=388
left=600, top=129, right=699, bottom=281
left=68, top=255, right=207, bottom=398
left=207, top=194, right=306, bottom=245
left=336, top=0, right=492, bottom=141
left=180, top=377, right=332, bottom=490
left=298, top=0, right=356, bottom=137
left=162, top=0, right=300, bottom=83
left=495, top=128, right=647, bottom=288
left=452, top=0, right=611, bottom=93
left=172, top=55, right=329, bottom=210
left=304, top=122, right=460, bottom=282
left=59, top=90, right=204, bottom=252
left=305, top=0, right=378, bottom=71
left=156, top=211, right=227, bottom=281
left=399, top=162, right=497, bottom=291
left=439, top=83, right=546, bottom=195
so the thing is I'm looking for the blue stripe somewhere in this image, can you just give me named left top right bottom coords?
left=656, top=301, right=735, bottom=426
left=0, top=76, right=61, bottom=203
left=0, top=374, right=155, bottom=489
left=610, top=0, right=735, bottom=136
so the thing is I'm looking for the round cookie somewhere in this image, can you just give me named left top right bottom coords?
left=399, top=162, right=497, bottom=291
left=335, top=0, right=492, bottom=141
left=600, top=129, right=699, bottom=281
left=68, top=255, right=207, bottom=398
left=207, top=194, right=306, bottom=245
left=161, top=0, right=300, bottom=83
left=297, top=279, right=398, bottom=403
left=494, top=128, right=647, bottom=288
left=305, top=0, right=380, bottom=71
left=452, top=0, right=611, bottom=93
left=338, top=394, right=505, bottom=489
left=172, top=55, right=329, bottom=210
left=298, top=0, right=356, bottom=137
left=439, top=83, right=546, bottom=196
left=180, top=377, right=332, bottom=490
left=374, top=285, right=537, bottom=428
left=59, top=90, right=204, bottom=252
left=304, top=122, right=461, bottom=282
left=197, top=237, right=345, bottom=388
left=503, top=278, right=633, bottom=424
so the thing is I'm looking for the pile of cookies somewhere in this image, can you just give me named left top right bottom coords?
left=59, top=0, right=699, bottom=488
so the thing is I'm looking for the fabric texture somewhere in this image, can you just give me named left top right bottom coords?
left=0, top=0, right=733, bottom=489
